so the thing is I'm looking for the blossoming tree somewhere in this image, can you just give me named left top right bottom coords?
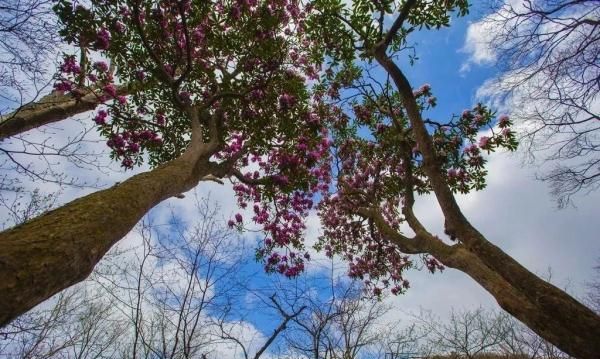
left=300, top=0, right=599, bottom=357
left=0, top=0, right=332, bottom=326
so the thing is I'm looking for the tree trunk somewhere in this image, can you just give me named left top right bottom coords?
left=431, top=244, right=600, bottom=359
left=0, top=147, right=208, bottom=327
left=375, top=52, right=600, bottom=359
left=0, top=84, right=133, bottom=140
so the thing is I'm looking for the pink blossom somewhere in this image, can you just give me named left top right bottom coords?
left=178, top=91, right=191, bottom=104
left=121, top=158, right=133, bottom=168
left=95, top=28, right=111, bottom=50
left=127, top=142, right=140, bottom=153
left=60, top=57, right=80, bottom=74
left=53, top=81, right=72, bottom=93
left=114, top=21, right=125, bottom=33
left=94, top=61, right=109, bottom=72
left=478, top=136, right=490, bottom=148
left=278, top=93, right=296, bottom=110
left=103, top=84, right=117, bottom=97
left=498, top=115, right=510, bottom=128
left=94, top=110, right=108, bottom=125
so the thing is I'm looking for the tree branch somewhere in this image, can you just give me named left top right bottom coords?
left=374, top=0, right=418, bottom=53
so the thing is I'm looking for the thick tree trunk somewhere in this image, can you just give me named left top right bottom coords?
left=0, top=84, right=133, bottom=140
left=375, top=52, right=600, bottom=358
left=0, top=148, right=208, bottom=327
left=434, top=244, right=600, bottom=359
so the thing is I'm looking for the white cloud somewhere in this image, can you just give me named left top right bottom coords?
left=460, top=0, right=531, bottom=73
left=460, top=20, right=497, bottom=73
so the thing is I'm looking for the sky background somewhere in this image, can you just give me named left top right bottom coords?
left=1, top=1, right=599, bottom=356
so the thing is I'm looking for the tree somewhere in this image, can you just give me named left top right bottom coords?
left=0, top=0, right=59, bottom=107
left=412, top=306, right=569, bottom=359
left=0, top=0, right=109, bottom=212
left=304, top=1, right=599, bottom=357
left=1, top=195, right=302, bottom=358
left=0, top=0, right=331, bottom=325
left=417, top=308, right=517, bottom=358
left=471, top=0, right=600, bottom=207
left=0, top=284, right=126, bottom=358
left=272, top=274, right=390, bottom=359
left=371, top=323, right=431, bottom=359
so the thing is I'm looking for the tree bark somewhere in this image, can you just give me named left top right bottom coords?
left=374, top=52, right=600, bottom=359
left=0, top=84, right=133, bottom=140
left=0, top=144, right=210, bottom=327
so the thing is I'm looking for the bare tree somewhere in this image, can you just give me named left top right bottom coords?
left=0, top=287, right=125, bottom=359
left=371, top=324, right=432, bottom=359
left=500, top=324, right=569, bottom=359
left=0, top=0, right=59, bottom=108
left=0, top=187, right=59, bottom=227
left=476, top=0, right=600, bottom=206
left=214, top=294, right=306, bottom=359
left=411, top=306, right=570, bottom=359
left=271, top=274, right=391, bottom=359
left=89, top=195, right=251, bottom=359
left=415, top=308, right=513, bottom=359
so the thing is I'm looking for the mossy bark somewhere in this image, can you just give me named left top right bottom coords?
left=0, top=84, right=133, bottom=140
left=0, top=151, right=206, bottom=327
left=437, top=244, right=600, bottom=359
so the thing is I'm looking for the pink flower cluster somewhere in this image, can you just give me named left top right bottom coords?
left=105, top=127, right=163, bottom=168
left=412, top=83, right=431, bottom=97
left=227, top=116, right=332, bottom=278
left=278, top=93, right=297, bottom=110
left=60, top=56, right=81, bottom=74
left=216, top=133, right=246, bottom=161
left=424, top=255, right=445, bottom=273
left=316, top=135, right=416, bottom=296
left=95, top=27, right=111, bottom=50
left=498, top=114, right=510, bottom=127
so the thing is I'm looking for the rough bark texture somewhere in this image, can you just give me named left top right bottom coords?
left=0, top=84, right=133, bottom=140
left=0, top=149, right=207, bottom=327
left=374, top=51, right=600, bottom=359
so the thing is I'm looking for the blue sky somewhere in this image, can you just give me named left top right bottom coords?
left=403, top=8, right=497, bottom=121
